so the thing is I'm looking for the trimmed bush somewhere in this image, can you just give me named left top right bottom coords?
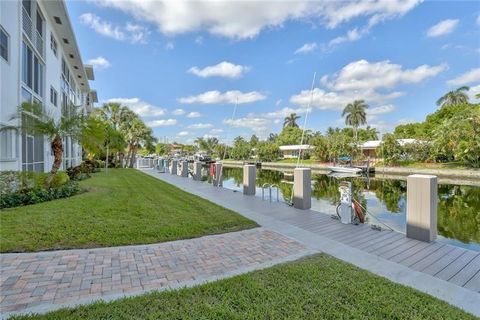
left=0, top=181, right=80, bottom=209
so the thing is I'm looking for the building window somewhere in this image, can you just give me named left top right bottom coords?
left=21, top=114, right=44, bottom=172
left=50, top=33, right=57, bottom=56
left=0, top=26, right=8, bottom=62
left=0, top=128, right=17, bottom=160
left=22, top=41, right=43, bottom=97
left=50, top=87, right=58, bottom=107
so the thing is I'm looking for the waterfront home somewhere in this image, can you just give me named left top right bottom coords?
left=279, top=144, right=314, bottom=159
left=359, top=139, right=421, bottom=158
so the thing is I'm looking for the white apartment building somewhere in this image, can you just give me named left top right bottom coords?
left=0, top=0, right=97, bottom=172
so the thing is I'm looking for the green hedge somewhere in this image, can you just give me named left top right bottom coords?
left=0, top=181, right=80, bottom=209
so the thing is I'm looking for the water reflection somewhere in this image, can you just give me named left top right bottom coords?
left=214, top=167, right=480, bottom=251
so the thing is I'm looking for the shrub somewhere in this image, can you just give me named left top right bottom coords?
left=0, top=181, right=80, bottom=209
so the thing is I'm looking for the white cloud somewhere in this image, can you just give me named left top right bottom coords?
left=188, top=123, right=213, bottom=129
left=87, top=56, right=111, bottom=69
left=328, top=27, right=364, bottom=47
left=106, top=97, right=166, bottom=117
left=172, top=108, right=185, bottom=115
left=188, top=61, right=250, bottom=79
left=178, top=131, right=189, bottom=136
left=94, top=0, right=422, bottom=39
left=294, top=42, right=317, bottom=54
left=178, top=90, right=266, bottom=105
left=186, top=112, right=201, bottom=118
left=321, top=59, right=447, bottom=91
left=367, top=104, right=396, bottom=115
left=147, top=119, right=178, bottom=127
left=224, top=117, right=270, bottom=135
left=468, top=84, right=480, bottom=101
left=290, top=60, right=446, bottom=111
left=79, top=13, right=149, bottom=43
left=426, top=19, right=459, bottom=37
left=262, top=107, right=309, bottom=119
left=290, top=88, right=403, bottom=111
left=209, top=128, right=224, bottom=134
left=447, top=68, right=480, bottom=86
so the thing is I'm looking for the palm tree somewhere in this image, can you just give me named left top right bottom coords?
left=194, top=137, right=218, bottom=155
left=10, top=102, right=84, bottom=185
left=283, top=113, right=300, bottom=128
left=342, top=100, right=368, bottom=142
left=436, top=86, right=470, bottom=107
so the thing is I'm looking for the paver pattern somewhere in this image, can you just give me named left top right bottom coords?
left=0, top=228, right=308, bottom=316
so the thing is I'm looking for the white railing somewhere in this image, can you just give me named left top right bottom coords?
left=22, top=7, right=33, bottom=40
left=34, top=30, right=44, bottom=57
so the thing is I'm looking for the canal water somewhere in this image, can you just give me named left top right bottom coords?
left=198, top=166, right=480, bottom=251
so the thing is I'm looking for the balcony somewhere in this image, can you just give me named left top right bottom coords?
left=22, top=7, right=44, bottom=58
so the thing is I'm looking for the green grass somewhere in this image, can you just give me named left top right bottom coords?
left=0, top=169, right=257, bottom=253
left=10, top=254, right=475, bottom=320
left=275, top=158, right=316, bottom=164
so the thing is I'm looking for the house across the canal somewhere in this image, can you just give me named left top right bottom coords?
left=279, top=145, right=314, bottom=159
left=359, top=139, right=422, bottom=158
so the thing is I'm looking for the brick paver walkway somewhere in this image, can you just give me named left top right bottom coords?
left=0, top=228, right=311, bottom=317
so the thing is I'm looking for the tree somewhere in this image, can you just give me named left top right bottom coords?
left=283, top=113, right=300, bottom=128
left=379, top=133, right=403, bottom=166
left=156, top=143, right=170, bottom=156
left=277, top=126, right=305, bottom=146
left=342, top=100, right=368, bottom=142
left=393, top=122, right=426, bottom=139
left=10, top=102, right=84, bottom=185
left=256, top=141, right=281, bottom=162
left=249, top=134, right=259, bottom=148
left=267, top=133, right=278, bottom=142
left=230, top=137, right=251, bottom=160
left=432, top=107, right=480, bottom=167
left=195, top=137, right=219, bottom=155
left=310, top=134, right=328, bottom=162
left=436, top=86, right=470, bottom=107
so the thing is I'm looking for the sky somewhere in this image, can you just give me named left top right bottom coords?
left=65, top=0, right=480, bottom=144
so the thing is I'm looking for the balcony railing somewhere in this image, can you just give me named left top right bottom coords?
left=22, top=7, right=44, bottom=58
left=22, top=7, right=33, bottom=40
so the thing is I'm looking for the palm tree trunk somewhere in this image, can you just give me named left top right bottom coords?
left=46, top=135, right=63, bottom=187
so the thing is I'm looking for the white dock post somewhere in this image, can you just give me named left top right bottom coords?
left=213, top=162, right=223, bottom=187
left=180, top=160, right=188, bottom=177
left=170, top=160, right=177, bottom=175
left=243, top=164, right=256, bottom=195
left=293, top=168, right=311, bottom=210
left=193, top=161, right=202, bottom=181
left=406, top=174, right=438, bottom=242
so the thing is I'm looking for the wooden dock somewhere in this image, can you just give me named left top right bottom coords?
left=143, top=168, right=480, bottom=294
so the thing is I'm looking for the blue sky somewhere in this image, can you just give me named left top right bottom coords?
left=66, top=0, right=480, bottom=144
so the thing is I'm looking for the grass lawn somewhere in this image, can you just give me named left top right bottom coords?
left=0, top=169, right=257, bottom=253
left=10, top=254, right=475, bottom=320
left=275, top=158, right=317, bottom=164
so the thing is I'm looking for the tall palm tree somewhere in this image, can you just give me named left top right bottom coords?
left=283, top=113, right=300, bottom=128
left=342, top=100, right=368, bottom=142
left=436, top=86, right=470, bottom=107
left=10, top=102, right=84, bottom=185
left=194, top=137, right=218, bottom=155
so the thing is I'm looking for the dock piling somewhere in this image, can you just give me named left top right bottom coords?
left=170, top=160, right=178, bottom=175
left=193, top=161, right=202, bottom=180
left=293, top=168, right=311, bottom=210
left=406, top=174, right=437, bottom=242
left=243, top=165, right=256, bottom=195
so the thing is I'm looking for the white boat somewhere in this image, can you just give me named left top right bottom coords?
left=328, top=166, right=362, bottom=174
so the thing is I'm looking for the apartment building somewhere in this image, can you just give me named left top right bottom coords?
left=0, top=0, right=97, bottom=172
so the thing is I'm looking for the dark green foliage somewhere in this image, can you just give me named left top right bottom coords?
left=11, top=254, right=475, bottom=320
left=256, top=141, right=281, bottom=162
left=0, top=181, right=79, bottom=209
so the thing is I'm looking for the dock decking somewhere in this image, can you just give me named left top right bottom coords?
left=142, top=169, right=480, bottom=294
